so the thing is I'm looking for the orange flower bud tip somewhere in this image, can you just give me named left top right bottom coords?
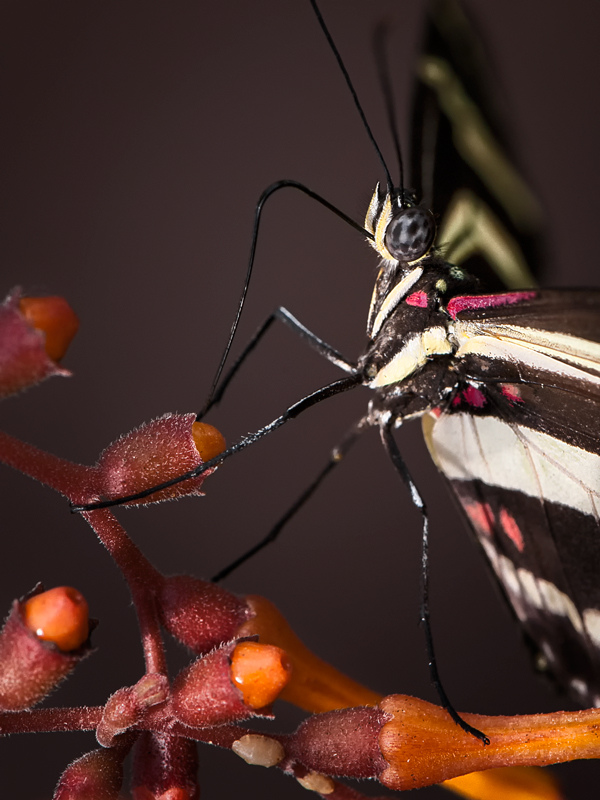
left=232, top=734, right=285, bottom=767
left=22, top=586, right=89, bottom=651
left=191, top=422, right=226, bottom=462
left=19, top=295, right=79, bottom=362
left=230, top=641, right=292, bottom=709
left=296, top=771, right=335, bottom=794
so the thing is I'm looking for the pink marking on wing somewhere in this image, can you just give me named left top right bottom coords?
left=447, top=291, right=537, bottom=320
left=500, top=383, right=523, bottom=403
left=464, top=500, right=495, bottom=537
left=500, top=507, right=525, bottom=552
left=452, top=394, right=462, bottom=407
left=461, top=385, right=487, bottom=408
left=405, top=290, right=428, bottom=308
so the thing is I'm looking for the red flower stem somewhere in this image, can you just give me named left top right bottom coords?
left=0, top=711, right=382, bottom=800
left=81, top=510, right=161, bottom=590
left=0, top=706, right=103, bottom=734
left=135, top=591, right=166, bottom=675
left=0, top=429, right=98, bottom=499
left=0, top=429, right=167, bottom=674
left=82, top=510, right=166, bottom=674
left=156, top=722, right=386, bottom=800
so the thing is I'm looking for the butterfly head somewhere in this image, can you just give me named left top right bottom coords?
left=365, top=184, right=436, bottom=266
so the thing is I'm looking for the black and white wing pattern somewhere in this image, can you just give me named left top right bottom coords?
left=423, top=291, right=600, bottom=706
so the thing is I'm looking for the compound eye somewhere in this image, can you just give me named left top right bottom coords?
left=384, top=207, right=436, bottom=262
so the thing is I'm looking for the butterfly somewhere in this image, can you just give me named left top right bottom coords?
left=197, top=0, right=600, bottom=724
left=66, top=0, right=600, bottom=718
left=75, top=0, right=600, bottom=732
left=3, top=0, right=600, bottom=796
left=404, top=0, right=600, bottom=712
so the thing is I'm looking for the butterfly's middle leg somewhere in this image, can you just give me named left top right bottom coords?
left=201, top=306, right=357, bottom=418
left=201, top=304, right=362, bottom=579
left=212, top=415, right=369, bottom=582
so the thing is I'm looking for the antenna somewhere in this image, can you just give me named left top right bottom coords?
left=199, top=180, right=373, bottom=419
left=310, top=0, right=395, bottom=198
left=373, top=21, right=406, bottom=206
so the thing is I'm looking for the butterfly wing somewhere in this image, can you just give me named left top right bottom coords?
left=424, top=290, right=600, bottom=705
left=411, top=0, right=543, bottom=290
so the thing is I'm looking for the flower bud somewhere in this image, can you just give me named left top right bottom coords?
left=22, top=586, right=89, bottom=652
left=97, top=414, right=225, bottom=505
left=132, top=732, right=199, bottom=800
left=0, top=591, right=90, bottom=711
left=171, top=641, right=278, bottom=728
left=96, top=674, right=169, bottom=747
left=53, top=747, right=124, bottom=799
left=158, top=575, right=249, bottom=655
left=288, top=707, right=387, bottom=779
left=0, top=288, right=75, bottom=399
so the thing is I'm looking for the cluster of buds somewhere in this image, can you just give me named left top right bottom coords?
left=2, top=566, right=587, bottom=799
left=0, top=285, right=590, bottom=800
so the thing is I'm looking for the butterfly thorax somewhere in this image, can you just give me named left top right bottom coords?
left=360, top=184, right=482, bottom=419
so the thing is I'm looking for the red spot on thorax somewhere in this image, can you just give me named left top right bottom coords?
left=464, top=501, right=495, bottom=537
left=405, top=291, right=428, bottom=308
left=500, top=508, right=525, bottom=552
left=500, top=383, right=523, bottom=403
left=447, top=291, right=537, bottom=320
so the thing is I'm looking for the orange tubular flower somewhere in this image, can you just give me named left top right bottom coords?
left=237, top=595, right=566, bottom=799
left=443, top=766, right=563, bottom=800
left=378, top=695, right=600, bottom=790
left=236, top=594, right=382, bottom=713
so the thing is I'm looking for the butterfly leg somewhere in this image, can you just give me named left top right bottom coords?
left=200, top=306, right=356, bottom=418
left=212, top=416, right=369, bottom=582
left=74, top=373, right=361, bottom=512
left=379, top=422, right=490, bottom=745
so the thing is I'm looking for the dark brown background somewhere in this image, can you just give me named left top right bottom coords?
left=2, top=1, right=600, bottom=797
